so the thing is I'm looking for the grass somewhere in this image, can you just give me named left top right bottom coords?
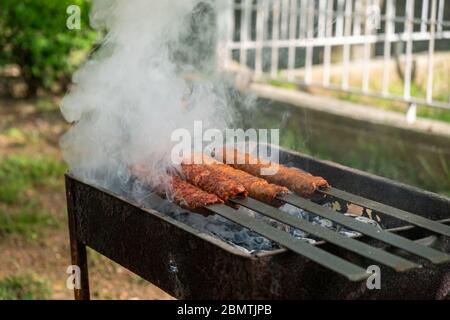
left=3, top=128, right=41, bottom=146
left=417, top=106, right=450, bottom=123
left=267, top=79, right=298, bottom=90
left=0, top=154, right=64, bottom=240
left=0, top=204, right=59, bottom=240
left=0, top=154, right=66, bottom=204
left=0, top=274, right=50, bottom=300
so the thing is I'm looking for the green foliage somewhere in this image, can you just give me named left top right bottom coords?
left=0, top=0, right=98, bottom=96
left=0, top=204, right=58, bottom=240
left=267, top=79, right=298, bottom=90
left=417, top=106, right=450, bottom=123
left=0, top=155, right=66, bottom=204
left=0, top=274, right=50, bottom=300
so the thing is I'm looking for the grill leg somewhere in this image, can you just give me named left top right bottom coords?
left=67, top=180, right=90, bottom=300
left=69, top=237, right=90, bottom=300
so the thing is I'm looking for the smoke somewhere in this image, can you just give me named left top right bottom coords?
left=60, top=0, right=234, bottom=192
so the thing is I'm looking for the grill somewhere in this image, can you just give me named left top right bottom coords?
left=65, top=147, right=450, bottom=299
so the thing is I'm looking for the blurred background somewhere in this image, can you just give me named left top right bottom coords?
left=0, top=0, right=171, bottom=299
left=0, top=0, right=449, bottom=299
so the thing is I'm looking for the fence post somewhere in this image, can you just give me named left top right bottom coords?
left=406, top=103, right=417, bottom=124
left=216, top=0, right=234, bottom=72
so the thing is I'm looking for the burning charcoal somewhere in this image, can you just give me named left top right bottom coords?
left=338, top=230, right=362, bottom=238
left=220, top=229, right=274, bottom=252
left=291, top=229, right=309, bottom=239
left=279, top=203, right=311, bottom=220
left=354, top=215, right=382, bottom=229
left=312, top=217, right=334, bottom=229
left=296, top=237, right=317, bottom=245
left=344, top=214, right=381, bottom=229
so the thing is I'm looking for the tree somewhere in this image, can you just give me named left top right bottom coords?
left=0, top=0, right=97, bottom=97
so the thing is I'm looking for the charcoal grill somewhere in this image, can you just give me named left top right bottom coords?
left=65, top=147, right=450, bottom=299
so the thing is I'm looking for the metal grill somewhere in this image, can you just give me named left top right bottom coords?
left=173, top=184, right=450, bottom=281
left=65, top=148, right=450, bottom=299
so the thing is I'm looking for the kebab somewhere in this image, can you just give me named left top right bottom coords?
left=129, top=164, right=223, bottom=214
left=166, top=175, right=223, bottom=210
left=183, top=154, right=289, bottom=206
left=180, top=163, right=248, bottom=201
left=217, top=148, right=330, bottom=198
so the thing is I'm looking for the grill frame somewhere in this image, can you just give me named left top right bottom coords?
left=65, top=147, right=450, bottom=299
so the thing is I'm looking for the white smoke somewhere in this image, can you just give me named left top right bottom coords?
left=60, top=0, right=233, bottom=191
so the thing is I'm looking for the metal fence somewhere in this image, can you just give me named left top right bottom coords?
left=216, top=0, right=450, bottom=121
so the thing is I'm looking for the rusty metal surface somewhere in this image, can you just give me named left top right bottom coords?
left=65, top=149, right=450, bottom=299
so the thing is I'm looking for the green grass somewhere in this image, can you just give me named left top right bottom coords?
left=0, top=204, right=59, bottom=240
left=267, top=79, right=298, bottom=90
left=4, top=128, right=27, bottom=141
left=0, top=154, right=65, bottom=241
left=3, top=128, right=41, bottom=146
left=0, top=274, right=50, bottom=300
left=417, top=106, right=450, bottom=123
left=0, top=155, right=66, bottom=204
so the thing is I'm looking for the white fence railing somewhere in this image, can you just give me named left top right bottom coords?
left=216, top=0, right=450, bottom=121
